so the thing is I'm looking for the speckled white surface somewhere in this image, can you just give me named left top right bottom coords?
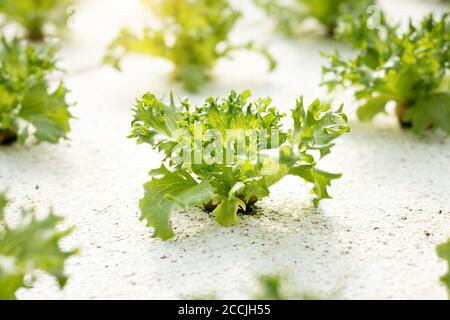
left=0, top=0, right=449, bottom=300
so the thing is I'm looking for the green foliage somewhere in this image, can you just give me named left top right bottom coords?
left=130, top=90, right=349, bottom=240
left=437, top=239, right=450, bottom=298
left=104, top=0, right=276, bottom=92
left=253, top=273, right=321, bottom=300
left=0, top=37, right=73, bottom=145
left=0, top=0, right=75, bottom=40
left=0, top=191, right=77, bottom=300
left=255, top=0, right=373, bottom=37
left=323, top=12, right=450, bottom=134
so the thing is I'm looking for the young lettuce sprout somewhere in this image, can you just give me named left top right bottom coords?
left=129, top=90, right=349, bottom=240
left=255, top=0, right=374, bottom=37
left=188, top=272, right=323, bottom=300
left=0, top=0, right=76, bottom=40
left=0, top=191, right=78, bottom=300
left=322, top=12, right=450, bottom=134
left=437, top=239, right=450, bottom=298
left=0, top=37, right=73, bottom=145
left=104, top=0, right=276, bottom=92
left=253, top=273, right=322, bottom=300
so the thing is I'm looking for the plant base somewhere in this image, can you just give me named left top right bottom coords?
left=27, top=29, right=45, bottom=42
left=396, top=103, right=413, bottom=129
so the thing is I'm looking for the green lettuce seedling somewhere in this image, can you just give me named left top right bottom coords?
left=0, top=0, right=75, bottom=40
left=437, top=239, right=450, bottom=298
left=0, top=37, right=73, bottom=145
left=255, top=0, right=373, bottom=37
left=0, top=191, right=78, bottom=300
left=187, top=272, right=323, bottom=300
left=104, top=0, right=276, bottom=92
left=253, top=273, right=322, bottom=300
left=323, top=12, right=450, bottom=134
left=130, top=90, right=349, bottom=240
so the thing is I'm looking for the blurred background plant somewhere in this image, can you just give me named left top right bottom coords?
left=0, top=191, right=78, bottom=300
left=0, top=37, right=73, bottom=146
left=322, top=11, right=450, bottom=135
left=254, top=0, right=374, bottom=38
left=104, top=0, right=276, bottom=92
left=0, top=0, right=76, bottom=41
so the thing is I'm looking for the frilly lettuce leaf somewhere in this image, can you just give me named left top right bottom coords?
left=139, top=166, right=215, bottom=240
left=0, top=191, right=78, bottom=300
left=404, top=93, right=450, bottom=135
left=255, top=0, right=373, bottom=37
left=104, top=0, right=276, bottom=92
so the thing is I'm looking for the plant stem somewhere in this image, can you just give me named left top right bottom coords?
left=396, top=102, right=413, bottom=129
left=26, top=24, right=45, bottom=42
left=326, top=25, right=337, bottom=38
left=204, top=195, right=259, bottom=215
left=28, top=30, right=45, bottom=41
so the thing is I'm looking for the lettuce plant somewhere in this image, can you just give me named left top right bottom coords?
left=0, top=191, right=77, bottom=300
left=104, top=0, right=276, bottom=92
left=437, top=239, right=450, bottom=298
left=322, top=12, right=450, bottom=134
left=255, top=0, right=373, bottom=37
left=0, top=0, right=75, bottom=40
left=0, top=37, right=72, bottom=145
left=130, top=90, right=349, bottom=240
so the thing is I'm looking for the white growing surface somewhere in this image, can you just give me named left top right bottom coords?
left=0, top=0, right=449, bottom=299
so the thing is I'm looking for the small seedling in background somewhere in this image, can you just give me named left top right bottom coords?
left=186, top=273, right=324, bottom=300
left=322, top=12, right=450, bottom=135
left=130, top=90, right=349, bottom=240
left=437, top=239, right=450, bottom=298
left=0, top=37, right=73, bottom=146
left=253, top=273, right=322, bottom=300
left=104, top=0, right=276, bottom=92
left=0, top=0, right=76, bottom=40
left=0, top=191, right=78, bottom=300
left=255, top=0, right=374, bottom=37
